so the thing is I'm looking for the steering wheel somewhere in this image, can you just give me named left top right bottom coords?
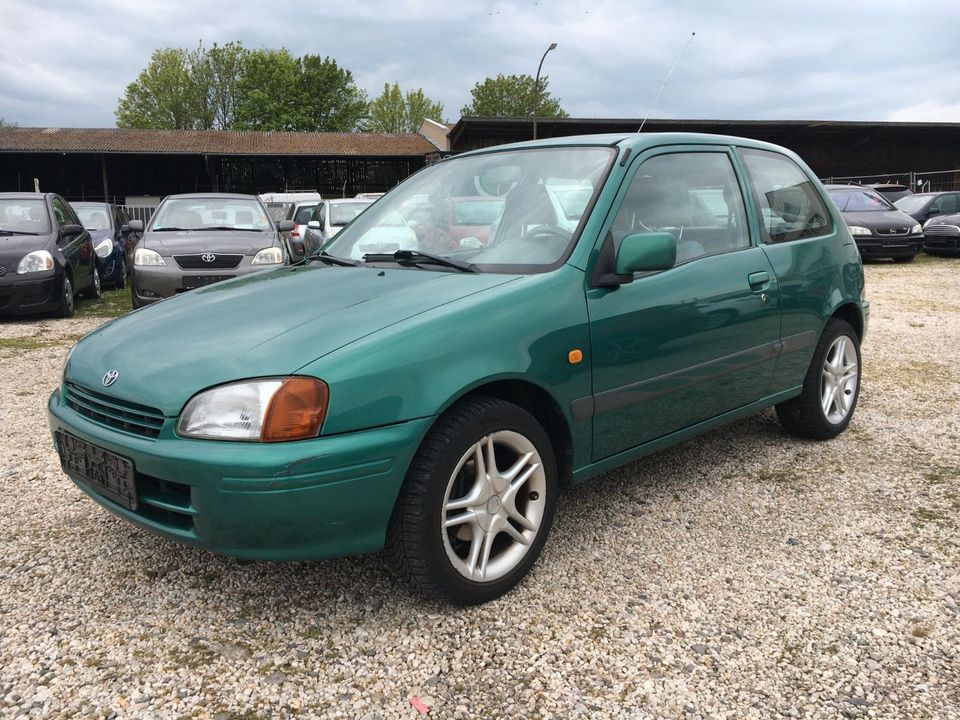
left=523, top=225, right=573, bottom=245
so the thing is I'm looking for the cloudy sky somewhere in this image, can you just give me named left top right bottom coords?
left=1, top=0, right=959, bottom=128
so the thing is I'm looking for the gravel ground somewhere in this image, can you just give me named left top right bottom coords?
left=1, top=258, right=958, bottom=720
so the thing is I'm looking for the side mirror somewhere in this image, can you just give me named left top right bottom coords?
left=615, top=232, right=676, bottom=274
left=61, top=223, right=84, bottom=236
left=128, top=219, right=144, bottom=232
left=277, top=220, right=295, bottom=232
left=307, top=220, right=320, bottom=229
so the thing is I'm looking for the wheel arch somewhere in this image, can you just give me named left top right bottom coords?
left=829, top=301, right=864, bottom=340
left=437, top=378, right=575, bottom=488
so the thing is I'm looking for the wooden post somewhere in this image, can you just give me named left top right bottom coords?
left=101, top=154, right=109, bottom=202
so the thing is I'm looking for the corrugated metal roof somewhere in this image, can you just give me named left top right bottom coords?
left=0, top=127, right=436, bottom=156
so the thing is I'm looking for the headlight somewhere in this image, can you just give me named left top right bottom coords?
left=847, top=226, right=871, bottom=236
left=915, top=222, right=926, bottom=232
left=17, top=250, right=54, bottom=274
left=94, top=239, right=113, bottom=258
left=251, top=246, right=283, bottom=265
left=134, top=248, right=166, bottom=266
left=177, top=377, right=328, bottom=442
left=62, top=342, right=77, bottom=383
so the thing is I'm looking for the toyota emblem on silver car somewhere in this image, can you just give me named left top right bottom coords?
left=102, top=370, right=119, bottom=387
left=201, top=253, right=216, bottom=263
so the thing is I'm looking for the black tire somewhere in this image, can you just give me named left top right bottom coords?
left=115, top=257, right=127, bottom=289
left=776, top=318, right=861, bottom=440
left=387, top=396, right=557, bottom=604
left=892, top=254, right=916, bottom=263
left=55, top=275, right=75, bottom=318
left=84, top=267, right=102, bottom=299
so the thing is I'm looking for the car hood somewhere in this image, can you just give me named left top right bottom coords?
left=145, top=230, right=278, bottom=255
left=66, top=265, right=521, bottom=416
left=842, top=209, right=916, bottom=230
left=0, top=233, right=54, bottom=263
left=925, top=213, right=960, bottom=226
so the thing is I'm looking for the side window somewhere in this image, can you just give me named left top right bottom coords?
left=739, top=148, right=833, bottom=243
left=52, top=198, right=71, bottom=228
left=941, top=194, right=959, bottom=214
left=317, top=204, right=327, bottom=225
left=611, top=151, right=750, bottom=264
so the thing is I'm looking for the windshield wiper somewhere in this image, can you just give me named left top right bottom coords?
left=298, top=251, right=361, bottom=267
left=0, top=228, right=41, bottom=235
left=363, top=250, right=480, bottom=273
left=154, top=227, right=190, bottom=232
left=199, top=226, right=263, bottom=231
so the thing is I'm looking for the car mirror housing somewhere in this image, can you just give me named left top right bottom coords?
left=61, top=223, right=84, bottom=236
left=615, top=232, right=677, bottom=274
left=128, top=219, right=144, bottom=232
left=277, top=220, right=295, bottom=232
left=307, top=220, right=320, bottom=229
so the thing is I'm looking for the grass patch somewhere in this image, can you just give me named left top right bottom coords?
left=911, top=625, right=930, bottom=638
left=75, top=286, right=132, bottom=319
left=0, top=331, right=86, bottom=353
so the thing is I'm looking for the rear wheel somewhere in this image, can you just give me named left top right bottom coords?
left=84, top=267, right=102, bottom=299
left=387, top=396, right=557, bottom=604
left=55, top=275, right=75, bottom=318
left=776, top=318, right=861, bottom=439
left=892, top=254, right=916, bottom=263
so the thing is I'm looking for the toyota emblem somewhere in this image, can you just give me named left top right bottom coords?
left=201, top=253, right=216, bottom=263
left=102, top=370, right=119, bottom=387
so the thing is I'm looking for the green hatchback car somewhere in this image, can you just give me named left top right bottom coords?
left=49, top=133, right=868, bottom=604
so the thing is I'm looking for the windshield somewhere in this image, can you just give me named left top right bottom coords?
left=828, top=190, right=894, bottom=212
left=151, top=198, right=272, bottom=231
left=74, top=205, right=113, bottom=230
left=330, top=201, right=372, bottom=227
left=894, top=194, right=934, bottom=212
left=324, top=146, right=615, bottom=272
left=264, top=202, right=294, bottom=222
left=0, top=199, right=50, bottom=234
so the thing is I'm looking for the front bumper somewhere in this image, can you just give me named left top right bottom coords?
left=923, top=234, right=960, bottom=253
left=132, top=258, right=278, bottom=306
left=48, top=388, right=432, bottom=560
left=853, top=234, right=923, bottom=258
left=0, top=272, right=61, bottom=315
left=96, top=246, right=125, bottom=286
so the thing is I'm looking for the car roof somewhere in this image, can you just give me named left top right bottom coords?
left=327, top=198, right=372, bottom=204
left=164, top=193, right=258, bottom=201
left=0, top=192, right=53, bottom=200
left=824, top=184, right=876, bottom=192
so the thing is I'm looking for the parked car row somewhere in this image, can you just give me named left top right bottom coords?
left=825, top=184, right=960, bottom=261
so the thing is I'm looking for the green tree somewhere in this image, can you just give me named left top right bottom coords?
left=461, top=73, right=567, bottom=119
left=116, top=47, right=201, bottom=129
left=0, top=117, right=16, bottom=128
left=233, top=48, right=303, bottom=131
left=367, top=83, right=444, bottom=133
left=193, top=41, right=248, bottom=130
left=299, top=55, right=369, bottom=132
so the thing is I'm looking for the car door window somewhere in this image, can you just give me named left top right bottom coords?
left=739, top=148, right=833, bottom=243
left=611, top=151, right=750, bottom=263
left=52, top=198, right=71, bottom=229
left=940, top=194, right=959, bottom=214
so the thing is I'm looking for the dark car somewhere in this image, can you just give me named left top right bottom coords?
left=894, top=191, right=960, bottom=224
left=0, top=193, right=100, bottom=317
left=128, top=193, right=294, bottom=308
left=73, top=202, right=141, bottom=289
left=825, top=184, right=922, bottom=262
left=867, top=183, right=913, bottom=203
left=920, top=214, right=960, bottom=254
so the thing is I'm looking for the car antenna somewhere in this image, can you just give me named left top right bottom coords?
left=638, top=32, right=696, bottom=133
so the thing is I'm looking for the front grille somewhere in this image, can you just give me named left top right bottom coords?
left=63, top=382, right=166, bottom=438
left=876, top=227, right=909, bottom=236
left=136, top=473, right=194, bottom=530
left=174, top=254, right=243, bottom=269
left=924, top=224, right=960, bottom=237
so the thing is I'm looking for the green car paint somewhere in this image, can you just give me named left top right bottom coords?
left=48, top=132, right=868, bottom=562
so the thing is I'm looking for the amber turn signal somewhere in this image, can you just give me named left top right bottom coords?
left=261, top=377, right=329, bottom=442
left=568, top=349, right=583, bottom=364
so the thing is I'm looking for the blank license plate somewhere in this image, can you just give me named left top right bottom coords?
left=182, top=275, right=233, bottom=290
left=56, top=431, right=137, bottom=511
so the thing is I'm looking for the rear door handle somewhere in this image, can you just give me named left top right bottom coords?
left=747, top=271, right=770, bottom=290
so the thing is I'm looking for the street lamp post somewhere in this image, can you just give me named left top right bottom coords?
left=532, top=42, right=558, bottom=140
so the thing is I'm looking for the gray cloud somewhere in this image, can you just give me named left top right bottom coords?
left=1, top=0, right=958, bottom=127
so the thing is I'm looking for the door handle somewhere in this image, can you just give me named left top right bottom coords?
left=747, top=271, right=769, bottom=290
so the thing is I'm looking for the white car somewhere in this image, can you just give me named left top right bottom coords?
left=303, top=198, right=376, bottom=254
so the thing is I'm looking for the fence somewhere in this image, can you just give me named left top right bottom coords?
left=122, top=206, right=156, bottom=225
left=822, top=169, right=960, bottom=193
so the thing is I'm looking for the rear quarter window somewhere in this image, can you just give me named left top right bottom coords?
left=739, top=148, right=834, bottom=243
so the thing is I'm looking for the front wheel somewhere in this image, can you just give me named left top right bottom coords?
left=55, top=275, right=75, bottom=318
left=776, top=318, right=861, bottom=439
left=387, top=396, right=557, bottom=604
left=892, top=254, right=916, bottom=264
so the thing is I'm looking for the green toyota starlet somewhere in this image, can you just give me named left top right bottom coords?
left=49, top=133, right=868, bottom=604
